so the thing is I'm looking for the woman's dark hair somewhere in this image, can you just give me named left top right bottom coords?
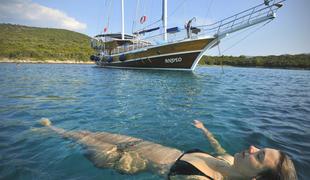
left=256, top=151, right=297, bottom=180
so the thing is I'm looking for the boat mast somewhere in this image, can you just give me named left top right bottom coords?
left=121, top=0, right=125, bottom=40
left=162, top=0, right=167, bottom=41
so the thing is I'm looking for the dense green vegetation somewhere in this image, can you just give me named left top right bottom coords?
left=199, top=54, right=310, bottom=69
left=0, top=24, right=94, bottom=61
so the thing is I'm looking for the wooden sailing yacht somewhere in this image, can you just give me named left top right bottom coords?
left=90, top=0, right=284, bottom=71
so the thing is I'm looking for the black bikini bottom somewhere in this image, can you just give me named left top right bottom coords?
left=168, top=149, right=214, bottom=180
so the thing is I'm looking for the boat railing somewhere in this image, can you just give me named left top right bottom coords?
left=198, top=0, right=285, bottom=38
left=110, top=42, right=152, bottom=55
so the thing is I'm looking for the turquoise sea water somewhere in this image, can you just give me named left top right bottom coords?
left=0, top=63, right=309, bottom=180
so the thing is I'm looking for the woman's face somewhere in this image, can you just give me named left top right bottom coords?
left=233, top=145, right=280, bottom=178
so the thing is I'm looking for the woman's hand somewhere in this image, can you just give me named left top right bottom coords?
left=193, top=120, right=205, bottom=129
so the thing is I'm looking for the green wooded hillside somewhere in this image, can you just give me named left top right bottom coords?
left=0, top=24, right=94, bottom=61
left=199, top=54, right=310, bottom=69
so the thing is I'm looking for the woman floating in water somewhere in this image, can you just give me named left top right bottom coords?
left=40, top=118, right=297, bottom=180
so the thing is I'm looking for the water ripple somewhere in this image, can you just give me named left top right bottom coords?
left=0, top=64, right=309, bottom=179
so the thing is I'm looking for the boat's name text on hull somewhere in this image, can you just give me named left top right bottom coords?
left=165, top=57, right=182, bottom=64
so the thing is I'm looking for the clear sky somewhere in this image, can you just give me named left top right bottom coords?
left=0, top=0, right=309, bottom=56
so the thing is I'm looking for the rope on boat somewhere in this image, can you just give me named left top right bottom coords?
left=217, top=43, right=224, bottom=74
left=221, top=19, right=273, bottom=54
left=133, top=0, right=192, bottom=34
left=204, top=0, right=214, bottom=20
left=168, top=0, right=187, bottom=18
left=102, top=0, right=113, bottom=34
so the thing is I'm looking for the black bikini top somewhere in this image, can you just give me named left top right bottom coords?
left=168, top=149, right=215, bottom=180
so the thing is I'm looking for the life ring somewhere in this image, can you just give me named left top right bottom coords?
left=140, top=16, right=147, bottom=24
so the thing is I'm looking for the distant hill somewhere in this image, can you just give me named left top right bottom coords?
left=0, top=24, right=95, bottom=61
left=199, top=54, right=310, bottom=69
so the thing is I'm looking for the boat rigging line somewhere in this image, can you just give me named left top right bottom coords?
left=213, top=18, right=273, bottom=73
left=204, top=0, right=214, bottom=20
left=135, top=0, right=189, bottom=36
left=102, top=0, right=113, bottom=33
left=217, top=41, right=224, bottom=74
left=168, top=0, right=187, bottom=18
left=133, top=0, right=162, bottom=34
left=132, top=0, right=140, bottom=33
left=221, top=19, right=273, bottom=54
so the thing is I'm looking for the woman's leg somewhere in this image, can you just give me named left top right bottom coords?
left=40, top=118, right=181, bottom=176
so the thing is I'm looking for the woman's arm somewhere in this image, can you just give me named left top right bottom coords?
left=193, top=120, right=226, bottom=155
